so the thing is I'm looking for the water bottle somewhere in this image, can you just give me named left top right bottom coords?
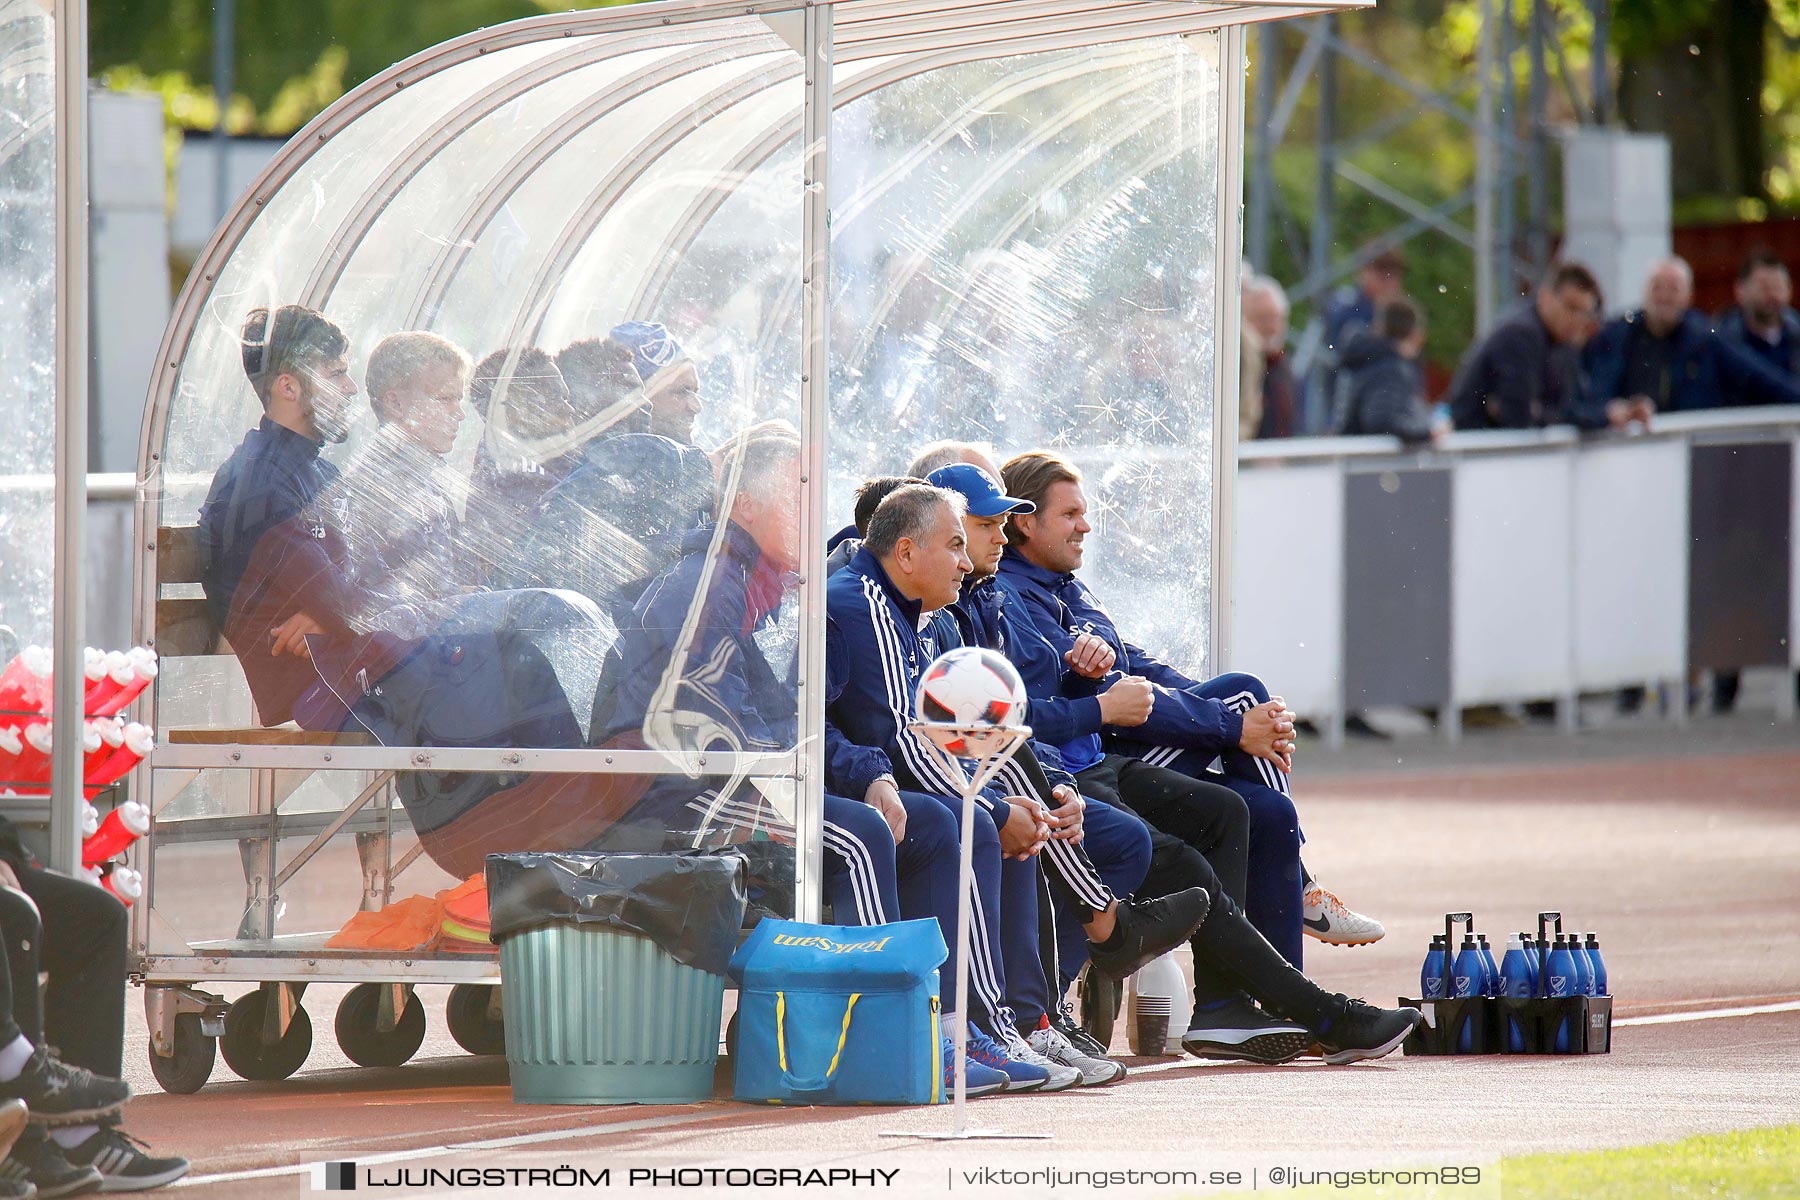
left=1546, top=934, right=1578, bottom=999
left=1451, top=936, right=1484, bottom=1052
left=1569, top=935, right=1595, bottom=997
left=1498, top=935, right=1534, bottom=999
left=1421, top=935, right=1448, bottom=1000
left=1584, top=934, right=1608, bottom=996
left=1451, top=936, right=1484, bottom=999
left=1520, top=933, right=1541, bottom=997
left=1477, top=934, right=1501, bottom=997
left=1547, top=934, right=1579, bottom=1051
left=1498, top=934, right=1534, bottom=1052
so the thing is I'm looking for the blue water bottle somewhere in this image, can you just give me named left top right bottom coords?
left=1451, top=936, right=1484, bottom=1052
left=1547, top=934, right=1579, bottom=1051
left=1520, top=933, right=1541, bottom=997
left=1499, top=933, right=1533, bottom=1052
left=1477, top=934, right=1501, bottom=997
left=1584, top=934, right=1608, bottom=996
left=1452, top=936, right=1484, bottom=999
left=1421, top=936, right=1448, bottom=1000
left=1570, top=935, right=1596, bottom=997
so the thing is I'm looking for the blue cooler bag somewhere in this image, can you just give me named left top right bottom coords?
left=728, top=917, right=946, bottom=1105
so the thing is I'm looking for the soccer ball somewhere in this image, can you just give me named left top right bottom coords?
left=915, top=646, right=1028, bottom=758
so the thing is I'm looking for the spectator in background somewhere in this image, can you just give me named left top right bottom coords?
left=1448, top=261, right=1602, bottom=430
left=1333, top=297, right=1436, bottom=444
left=459, top=348, right=581, bottom=581
left=1306, top=248, right=1406, bottom=433
left=1582, top=257, right=1800, bottom=429
left=1324, top=247, right=1407, bottom=353
left=1716, top=250, right=1800, bottom=380
left=1243, top=276, right=1298, bottom=439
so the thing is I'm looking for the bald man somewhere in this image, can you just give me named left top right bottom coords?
left=1583, top=257, right=1800, bottom=427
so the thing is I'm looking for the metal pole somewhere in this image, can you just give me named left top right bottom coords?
left=212, top=0, right=234, bottom=225
left=1247, top=22, right=1275, bottom=273
left=1497, top=0, right=1516, bottom=302
left=50, top=0, right=89, bottom=878
left=1527, top=0, right=1549, bottom=269
left=1589, top=0, right=1610, bottom=125
left=794, top=0, right=832, bottom=926
left=1309, top=15, right=1335, bottom=294
left=1474, top=0, right=1496, bottom=333
left=1213, top=23, right=1247, bottom=675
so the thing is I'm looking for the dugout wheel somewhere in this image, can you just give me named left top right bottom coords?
left=335, top=984, right=427, bottom=1068
left=1080, top=966, right=1121, bottom=1051
left=147, top=1013, right=216, bottom=1095
left=446, top=984, right=506, bottom=1056
left=220, top=984, right=313, bottom=1081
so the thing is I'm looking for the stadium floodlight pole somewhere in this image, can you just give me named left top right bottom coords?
left=883, top=721, right=1049, bottom=1143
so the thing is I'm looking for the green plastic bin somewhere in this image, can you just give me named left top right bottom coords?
left=499, top=922, right=726, bottom=1104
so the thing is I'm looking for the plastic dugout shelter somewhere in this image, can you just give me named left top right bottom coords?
left=128, top=0, right=1364, bottom=1090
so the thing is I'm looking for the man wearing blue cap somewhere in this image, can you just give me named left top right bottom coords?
left=609, top=321, right=704, bottom=444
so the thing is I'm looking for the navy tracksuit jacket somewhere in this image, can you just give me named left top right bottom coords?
left=825, top=547, right=1031, bottom=1033
left=995, top=552, right=1306, bottom=966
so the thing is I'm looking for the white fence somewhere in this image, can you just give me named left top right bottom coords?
left=1232, top=407, right=1800, bottom=741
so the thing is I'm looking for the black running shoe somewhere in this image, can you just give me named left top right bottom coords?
left=1315, top=998, right=1424, bottom=1065
left=0, top=1050, right=129, bottom=1127
left=1, top=1127, right=101, bottom=1198
left=1050, top=1000, right=1117, bottom=1065
left=1087, top=887, right=1210, bottom=981
left=58, top=1121, right=189, bottom=1193
left=1181, top=995, right=1311, bottom=1065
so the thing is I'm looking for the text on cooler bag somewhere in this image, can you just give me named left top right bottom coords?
left=769, top=935, right=894, bottom=953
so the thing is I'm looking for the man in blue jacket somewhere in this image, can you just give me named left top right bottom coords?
left=1583, top=257, right=1800, bottom=428
left=997, top=451, right=1388, bottom=967
left=1716, top=250, right=1800, bottom=380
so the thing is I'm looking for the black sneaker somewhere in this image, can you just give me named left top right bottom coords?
left=1315, top=998, right=1424, bottom=1065
left=58, top=1122, right=189, bottom=1193
left=1, top=1127, right=101, bottom=1198
left=1050, top=1000, right=1117, bottom=1066
left=1181, top=995, right=1311, bottom=1065
left=0, top=1050, right=129, bottom=1127
left=1087, top=887, right=1210, bottom=981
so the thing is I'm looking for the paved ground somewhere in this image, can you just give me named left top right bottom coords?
left=113, top=713, right=1800, bottom=1196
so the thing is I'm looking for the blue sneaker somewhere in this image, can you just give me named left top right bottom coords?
left=941, top=1036, right=1007, bottom=1099
left=966, top=1026, right=1047, bottom=1093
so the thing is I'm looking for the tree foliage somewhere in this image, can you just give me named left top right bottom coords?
left=91, top=0, right=633, bottom=134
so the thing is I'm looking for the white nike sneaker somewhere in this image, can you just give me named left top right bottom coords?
left=1302, top=882, right=1386, bottom=946
left=1027, top=1021, right=1125, bottom=1086
left=1000, top=1026, right=1082, bottom=1092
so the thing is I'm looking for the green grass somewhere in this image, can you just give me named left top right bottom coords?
left=1501, top=1126, right=1799, bottom=1200
left=1207, top=1126, right=1799, bottom=1200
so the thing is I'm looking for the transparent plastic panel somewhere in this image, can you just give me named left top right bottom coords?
left=829, top=35, right=1220, bottom=669
left=0, top=1, right=56, bottom=652
left=141, top=18, right=804, bottom=916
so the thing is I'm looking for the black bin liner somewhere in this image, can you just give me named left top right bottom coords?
left=485, top=850, right=748, bottom=977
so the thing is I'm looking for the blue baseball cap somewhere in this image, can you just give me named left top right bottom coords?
left=608, top=320, right=686, bottom=384
left=928, top=463, right=1036, bottom=517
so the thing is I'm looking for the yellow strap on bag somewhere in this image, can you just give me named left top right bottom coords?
left=774, top=991, right=863, bottom=1087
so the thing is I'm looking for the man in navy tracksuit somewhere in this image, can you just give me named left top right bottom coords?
left=907, top=464, right=1421, bottom=1066
left=826, top=485, right=1213, bottom=1075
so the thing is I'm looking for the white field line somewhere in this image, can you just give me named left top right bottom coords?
left=1613, top=999, right=1800, bottom=1026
